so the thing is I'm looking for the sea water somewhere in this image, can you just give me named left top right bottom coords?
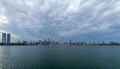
left=0, top=46, right=120, bottom=69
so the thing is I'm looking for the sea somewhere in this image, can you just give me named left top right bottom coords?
left=0, top=45, right=120, bottom=69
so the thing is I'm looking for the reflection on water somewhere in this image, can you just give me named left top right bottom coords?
left=0, top=46, right=120, bottom=69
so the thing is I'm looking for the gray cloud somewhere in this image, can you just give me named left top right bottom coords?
left=0, top=0, right=120, bottom=41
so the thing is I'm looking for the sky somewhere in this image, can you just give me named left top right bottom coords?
left=0, top=0, right=120, bottom=42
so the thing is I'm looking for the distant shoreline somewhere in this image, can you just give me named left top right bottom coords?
left=0, top=44, right=120, bottom=46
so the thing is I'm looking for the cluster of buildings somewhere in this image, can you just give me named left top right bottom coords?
left=0, top=33, right=120, bottom=46
left=21, top=39, right=120, bottom=46
left=1, top=33, right=11, bottom=44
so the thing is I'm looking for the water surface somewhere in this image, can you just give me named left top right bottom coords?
left=0, top=46, right=120, bottom=69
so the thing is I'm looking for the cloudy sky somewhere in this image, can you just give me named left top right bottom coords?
left=0, top=0, right=120, bottom=42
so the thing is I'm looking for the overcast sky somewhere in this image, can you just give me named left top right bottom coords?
left=0, top=0, right=120, bottom=42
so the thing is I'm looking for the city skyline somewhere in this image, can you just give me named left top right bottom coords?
left=0, top=0, right=120, bottom=42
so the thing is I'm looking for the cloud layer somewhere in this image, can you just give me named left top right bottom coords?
left=0, top=0, right=120, bottom=41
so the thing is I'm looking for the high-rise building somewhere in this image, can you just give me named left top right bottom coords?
left=2, top=33, right=6, bottom=43
left=7, top=33, right=11, bottom=43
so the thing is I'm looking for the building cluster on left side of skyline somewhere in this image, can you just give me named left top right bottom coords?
left=1, top=33, right=11, bottom=44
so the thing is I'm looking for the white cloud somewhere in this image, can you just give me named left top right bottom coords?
left=0, top=15, right=9, bottom=24
left=66, top=0, right=82, bottom=13
left=0, top=7, right=8, bottom=24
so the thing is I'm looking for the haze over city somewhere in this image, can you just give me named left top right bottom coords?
left=0, top=0, right=120, bottom=42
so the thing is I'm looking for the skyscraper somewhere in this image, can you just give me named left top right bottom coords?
left=7, top=33, right=11, bottom=43
left=2, top=33, right=6, bottom=43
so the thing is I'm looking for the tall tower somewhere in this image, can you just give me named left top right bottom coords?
left=7, top=33, right=11, bottom=43
left=2, top=33, right=6, bottom=43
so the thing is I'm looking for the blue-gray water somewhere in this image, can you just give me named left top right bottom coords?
left=0, top=46, right=120, bottom=69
